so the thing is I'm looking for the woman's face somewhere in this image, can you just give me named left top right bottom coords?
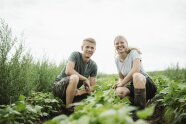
left=114, top=38, right=128, bottom=54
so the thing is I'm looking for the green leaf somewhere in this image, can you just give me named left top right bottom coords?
left=18, top=95, right=26, bottom=101
left=15, top=101, right=26, bottom=111
left=137, top=105, right=155, bottom=119
left=51, top=114, right=68, bottom=122
left=178, top=83, right=186, bottom=90
left=100, top=109, right=116, bottom=117
left=178, top=98, right=185, bottom=103
left=42, top=112, right=48, bottom=116
left=51, top=99, right=58, bottom=103
left=26, top=105, right=37, bottom=113
left=77, top=115, right=90, bottom=124
left=160, top=88, right=169, bottom=94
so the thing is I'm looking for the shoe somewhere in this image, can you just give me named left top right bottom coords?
left=64, top=106, right=75, bottom=116
left=73, top=93, right=89, bottom=102
left=130, top=110, right=138, bottom=121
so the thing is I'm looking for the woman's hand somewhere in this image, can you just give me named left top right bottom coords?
left=113, top=81, right=126, bottom=89
left=113, top=81, right=122, bottom=89
left=116, top=82, right=124, bottom=87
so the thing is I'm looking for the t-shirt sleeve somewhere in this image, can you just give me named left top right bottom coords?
left=90, top=62, right=98, bottom=77
left=68, top=51, right=78, bottom=62
left=115, top=57, right=120, bottom=73
left=131, top=50, right=141, bottom=61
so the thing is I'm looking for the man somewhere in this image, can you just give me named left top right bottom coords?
left=52, top=38, right=97, bottom=114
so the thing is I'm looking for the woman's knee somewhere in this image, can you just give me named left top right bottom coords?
left=132, top=73, right=146, bottom=89
left=115, top=87, right=129, bottom=98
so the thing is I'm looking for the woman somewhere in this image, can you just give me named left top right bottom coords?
left=114, top=35, right=157, bottom=109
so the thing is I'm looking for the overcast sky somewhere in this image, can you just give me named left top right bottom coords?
left=1, top=0, right=186, bottom=74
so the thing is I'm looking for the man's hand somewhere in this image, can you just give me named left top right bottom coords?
left=75, top=89, right=81, bottom=96
left=83, top=79, right=91, bottom=92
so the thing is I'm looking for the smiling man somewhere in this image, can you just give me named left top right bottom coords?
left=52, top=38, right=97, bottom=115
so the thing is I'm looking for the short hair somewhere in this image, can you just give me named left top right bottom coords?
left=83, top=38, right=96, bottom=45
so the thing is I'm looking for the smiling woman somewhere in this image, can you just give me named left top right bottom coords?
left=113, top=35, right=157, bottom=109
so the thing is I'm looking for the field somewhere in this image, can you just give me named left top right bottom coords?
left=0, top=19, right=186, bottom=124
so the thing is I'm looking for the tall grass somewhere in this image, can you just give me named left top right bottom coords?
left=32, top=59, right=65, bottom=92
left=149, top=63, right=186, bottom=83
left=0, top=19, right=32, bottom=104
left=0, top=19, right=65, bottom=104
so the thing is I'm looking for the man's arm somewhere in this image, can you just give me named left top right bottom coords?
left=65, top=61, right=88, bottom=81
left=89, top=77, right=96, bottom=92
left=75, top=76, right=96, bottom=96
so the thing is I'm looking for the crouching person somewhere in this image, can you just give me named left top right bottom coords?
left=113, top=35, right=157, bottom=109
left=52, top=38, right=98, bottom=115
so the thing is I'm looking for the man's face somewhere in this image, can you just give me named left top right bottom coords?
left=81, top=42, right=96, bottom=59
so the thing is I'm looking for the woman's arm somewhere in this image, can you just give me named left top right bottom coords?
left=119, top=58, right=141, bottom=86
left=118, top=72, right=124, bottom=81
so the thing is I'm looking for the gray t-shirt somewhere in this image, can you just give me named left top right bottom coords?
left=56, top=51, right=97, bottom=88
left=115, top=50, right=148, bottom=78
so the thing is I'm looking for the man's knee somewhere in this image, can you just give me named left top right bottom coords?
left=69, top=74, right=79, bottom=86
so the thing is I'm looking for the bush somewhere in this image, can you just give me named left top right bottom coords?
left=0, top=19, right=65, bottom=104
left=0, top=19, right=34, bottom=104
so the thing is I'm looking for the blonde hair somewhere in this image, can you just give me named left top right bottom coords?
left=83, top=38, right=96, bottom=45
left=114, top=35, right=142, bottom=54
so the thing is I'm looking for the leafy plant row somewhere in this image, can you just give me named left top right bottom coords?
left=0, top=92, right=63, bottom=124
left=45, top=75, right=155, bottom=124
left=153, top=75, right=186, bottom=124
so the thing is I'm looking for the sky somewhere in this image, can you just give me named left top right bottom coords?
left=1, top=0, right=186, bottom=74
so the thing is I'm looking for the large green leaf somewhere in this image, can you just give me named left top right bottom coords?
left=137, top=105, right=155, bottom=119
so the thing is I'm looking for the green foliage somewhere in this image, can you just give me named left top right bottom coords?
left=153, top=74, right=186, bottom=124
left=1, top=19, right=186, bottom=124
left=149, top=64, right=186, bottom=83
left=26, top=92, right=63, bottom=116
left=45, top=75, right=151, bottom=124
left=46, top=70, right=186, bottom=124
left=0, top=19, right=34, bottom=104
left=0, top=19, right=65, bottom=104
left=0, top=92, right=63, bottom=124
left=0, top=94, right=42, bottom=124
left=165, top=64, right=186, bottom=83
left=32, top=59, right=64, bottom=92
left=137, top=104, right=155, bottom=119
